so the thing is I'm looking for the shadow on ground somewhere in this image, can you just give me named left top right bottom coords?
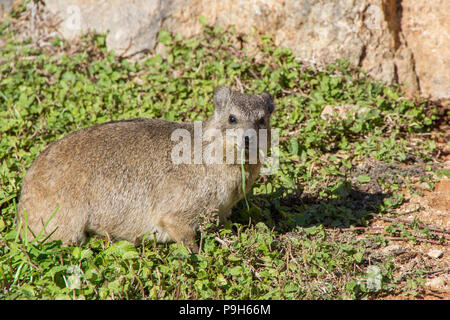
left=230, top=180, right=391, bottom=233
left=231, top=157, right=438, bottom=234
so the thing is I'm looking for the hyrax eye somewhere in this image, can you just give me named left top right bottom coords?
left=229, top=115, right=237, bottom=124
left=258, top=118, right=265, bottom=126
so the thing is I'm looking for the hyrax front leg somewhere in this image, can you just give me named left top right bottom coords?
left=159, top=215, right=199, bottom=253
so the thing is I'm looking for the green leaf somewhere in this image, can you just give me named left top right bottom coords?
left=158, top=30, right=172, bottom=45
left=199, top=15, right=209, bottom=25
left=105, top=241, right=138, bottom=259
left=229, top=266, right=243, bottom=276
left=357, top=175, right=371, bottom=183
left=72, top=247, right=81, bottom=260
left=171, top=243, right=190, bottom=259
left=353, top=252, right=363, bottom=263
left=284, top=283, right=298, bottom=293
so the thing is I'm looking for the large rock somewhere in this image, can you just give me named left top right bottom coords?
left=35, top=0, right=450, bottom=103
left=164, top=0, right=420, bottom=97
left=45, top=0, right=172, bottom=56
left=401, top=0, right=450, bottom=102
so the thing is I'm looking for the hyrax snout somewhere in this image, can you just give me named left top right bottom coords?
left=17, top=86, right=275, bottom=250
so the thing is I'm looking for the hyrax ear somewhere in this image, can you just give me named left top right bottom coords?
left=260, top=92, right=274, bottom=114
left=213, top=86, right=231, bottom=113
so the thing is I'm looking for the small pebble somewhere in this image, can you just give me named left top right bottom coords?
left=382, top=244, right=407, bottom=256
left=426, top=276, right=447, bottom=290
left=427, top=249, right=443, bottom=259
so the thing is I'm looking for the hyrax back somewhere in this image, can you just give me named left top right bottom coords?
left=17, top=87, right=275, bottom=249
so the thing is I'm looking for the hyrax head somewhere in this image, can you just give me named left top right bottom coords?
left=209, top=86, right=275, bottom=164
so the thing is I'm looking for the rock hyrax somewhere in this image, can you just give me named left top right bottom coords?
left=17, top=86, right=275, bottom=250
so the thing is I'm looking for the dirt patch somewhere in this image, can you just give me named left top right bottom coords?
left=377, top=123, right=450, bottom=299
left=421, top=179, right=450, bottom=222
left=384, top=287, right=449, bottom=300
left=373, top=176, right=450, bottom=300
left=398, top=177, right=450, bottom=298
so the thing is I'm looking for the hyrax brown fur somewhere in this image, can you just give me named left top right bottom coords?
left=17, top=86, right=275, bottom=250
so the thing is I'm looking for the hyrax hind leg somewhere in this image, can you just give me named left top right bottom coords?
left=158, top=214, right=199, bottom=253
left=20, top=201, right=89, bottom=245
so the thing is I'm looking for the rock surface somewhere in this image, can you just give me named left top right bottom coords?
left=7, top=0, right=448, bottom=103
left=0, top=0, right=19, bottom=18
left=44, top=0, right=171, bottom=56
left=401, top=0, right=450, bottom=102
left=320, top=104, right=369, bottom=121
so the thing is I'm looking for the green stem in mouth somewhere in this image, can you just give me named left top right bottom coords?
left=240, top=147, right=250, bottom=211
